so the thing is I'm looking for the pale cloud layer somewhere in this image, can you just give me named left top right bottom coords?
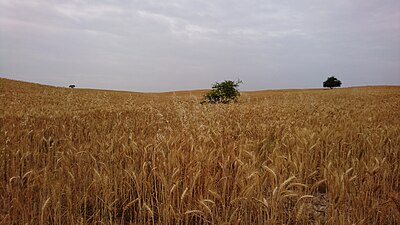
left=1, top=0, right=399, bottom=91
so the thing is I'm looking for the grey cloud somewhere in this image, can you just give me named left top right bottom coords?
left=0, top=0, right=399, bottom=91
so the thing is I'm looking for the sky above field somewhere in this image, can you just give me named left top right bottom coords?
left=0, top=0, right=399, bottom=91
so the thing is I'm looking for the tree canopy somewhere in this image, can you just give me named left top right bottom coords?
left=202, top=80, right=242, bottom=104
left=323, top=76, right=342, bottom=89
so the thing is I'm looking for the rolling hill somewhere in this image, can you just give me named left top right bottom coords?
left=1, top=78, right=400, bottom=224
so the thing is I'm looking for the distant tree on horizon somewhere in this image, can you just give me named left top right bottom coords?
left=323, top=76, right=342, bottom=89
left=69, top=84, right=76, bottom=88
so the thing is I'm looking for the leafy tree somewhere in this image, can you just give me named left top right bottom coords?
left=202, top=80, right=242, bottom=104
left=323, top=76, right=342, bottom=89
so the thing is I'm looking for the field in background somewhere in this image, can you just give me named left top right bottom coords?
left=1, top=78, right=399, bottom=224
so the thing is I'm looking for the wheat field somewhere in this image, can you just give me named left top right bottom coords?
left=1, top=78, right=399, bottom=224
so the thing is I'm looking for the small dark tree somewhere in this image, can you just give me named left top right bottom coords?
left=202, top=79, right=242, bottom=104
left=69, top=84, right=76, bottom=88
left=323, top=76, right=342, bottom=89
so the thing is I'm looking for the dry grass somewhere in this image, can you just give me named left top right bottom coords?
left=1, top=78, right=399, bottom=224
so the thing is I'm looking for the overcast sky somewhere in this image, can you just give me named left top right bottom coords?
left=0, top=0, right=399, bottom=91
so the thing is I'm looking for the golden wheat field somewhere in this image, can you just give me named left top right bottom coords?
left=1, top=78, right=399, bottom=224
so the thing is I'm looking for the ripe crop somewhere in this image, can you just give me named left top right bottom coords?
left=1, top=78, right=399, bottom=224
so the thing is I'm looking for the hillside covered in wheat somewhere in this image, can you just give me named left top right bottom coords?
left=1, top=78, right=399, bottom=224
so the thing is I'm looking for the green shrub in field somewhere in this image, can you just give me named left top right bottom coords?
left=202, top=80, right=242, bottom=104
